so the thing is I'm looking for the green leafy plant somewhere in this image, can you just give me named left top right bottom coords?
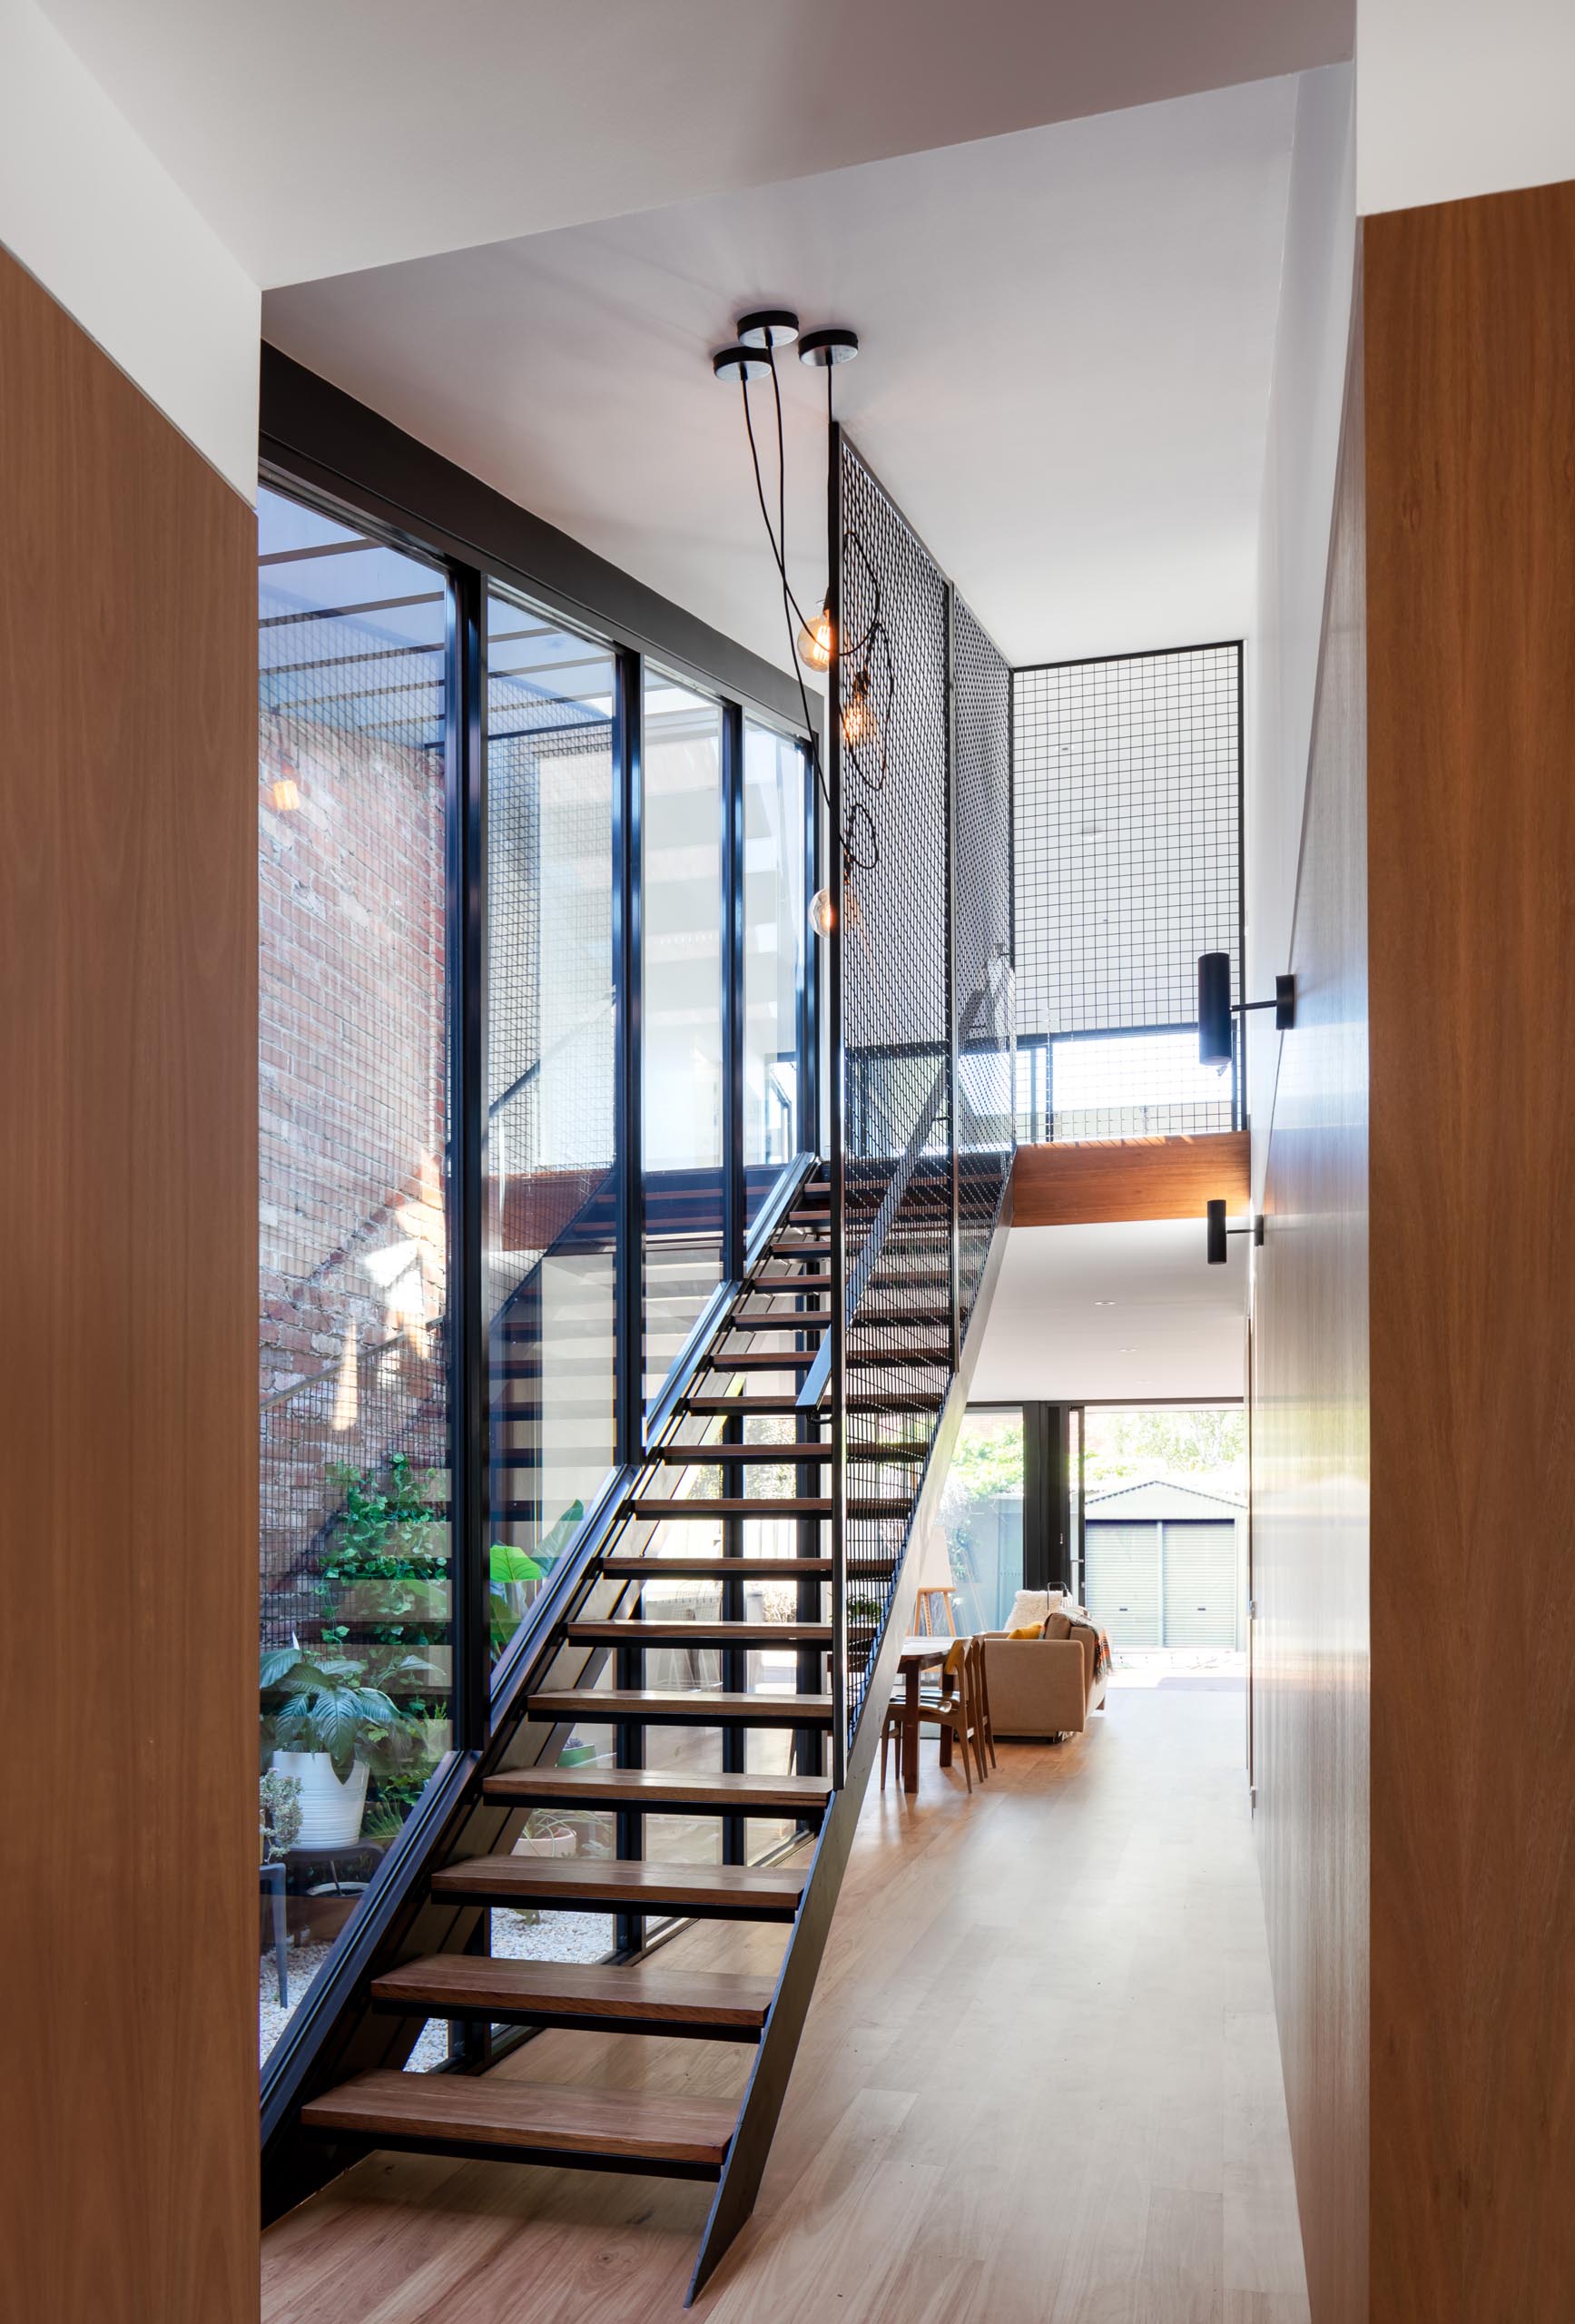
left=260, top=1641, right=428, bottom=1780
left=322, top=1453, right=448, bottom=1653
left=488, top=1500, right=583, bottom=1653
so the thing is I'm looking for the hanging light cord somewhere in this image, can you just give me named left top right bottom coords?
left=736, top=349, right=888, bottom=873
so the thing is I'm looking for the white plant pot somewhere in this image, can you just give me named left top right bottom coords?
left=512, top=1827, right=578, bottom=1858
left=271, top=1750, right=369, bottom=1848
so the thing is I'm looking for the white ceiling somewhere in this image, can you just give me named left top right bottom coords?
left=41, top=0, right=1349, bottom=288
left=970, top=1219, right=1247, bottom=1403
left=261, top=77, right=1298, bottom=669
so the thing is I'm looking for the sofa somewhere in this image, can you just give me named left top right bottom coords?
left=981, top=1603, right=1107, bottom=1739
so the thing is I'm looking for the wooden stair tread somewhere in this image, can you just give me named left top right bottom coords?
left=749, top=1271, right=833, bottom=1289
left=370, top=1954, right=776, bottom=2031
left=301, top=2068, right=738, bottom=2168
left=732, top=1308, right=831, bottom=1330
left=430, top=1854, right=809, bottom=1914
left=566, top=1620, right=832, bottom=1645
left=484, top=1765, right=832, bottom=1811
left=650, top=1441, right=832, bottom=1462
left=599, top=1555, right=832, bottom=1577
left=626, top=1495, right=831, bottom=1517
left=625, top=1497, right=914, bottom=1519
left=527, top=1688, right=833, bottom=1724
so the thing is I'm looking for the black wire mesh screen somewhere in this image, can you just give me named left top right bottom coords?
left=835, top=439, right=1010, bottom=1733
left=951, top=595, right=1014, bottom=1328
left=1013, top=645, right=1242, bottom=1141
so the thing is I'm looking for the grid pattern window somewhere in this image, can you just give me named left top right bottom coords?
left=838, top=438, right=954, bottom=1726
left=1013, top=645, right=1242, bottom=1142
left=484, top=593, right=619, bottom=1674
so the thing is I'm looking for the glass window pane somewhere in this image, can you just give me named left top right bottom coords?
left=743, top=723, right=806, bottom=1221
left=938, top=1410, right=1026, bottom=1633
left=257, top=484, right=452, bottom=2072
left=485, top=593, right=619, bottom=1665
left=643, top=671, right=724, bottom=1400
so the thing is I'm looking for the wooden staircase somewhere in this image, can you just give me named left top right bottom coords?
left=269, top=1153, right=1007, bottom=2297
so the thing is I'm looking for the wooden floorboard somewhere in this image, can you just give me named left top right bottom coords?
left=262, top=1686, right=1308, bottom=2323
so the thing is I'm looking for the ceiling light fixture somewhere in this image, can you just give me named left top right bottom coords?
left=712, top=305, right=877, bottom=907
left=737, top=307, right=801, bottom=350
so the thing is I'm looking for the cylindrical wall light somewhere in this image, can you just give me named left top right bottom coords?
left=1196, top=952, right=1297, bottom=1070
left=1206, top=1197, right=1265, bottom=1265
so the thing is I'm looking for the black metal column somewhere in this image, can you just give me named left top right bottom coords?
left=448, top=560, right=489, bottom=1756
left=612, top=645, right=645, bottom=1948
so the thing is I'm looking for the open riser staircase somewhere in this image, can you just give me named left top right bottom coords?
left=261, top=428, right=1014, bottom=2300
left=262, top=1147, right=1010, bottom=2296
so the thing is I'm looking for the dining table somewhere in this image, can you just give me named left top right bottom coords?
left=892, top=1636, right=950, bottom=1793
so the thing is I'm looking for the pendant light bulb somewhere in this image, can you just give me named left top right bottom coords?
left=796, top=597, right=834, bottom=673
left=842, top=666, right=874, bottom=748
left=809, top=887, right=835, bottom=939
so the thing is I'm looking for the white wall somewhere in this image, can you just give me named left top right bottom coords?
left=970, top=1222, right=1247, bottom=1404
left=1358, top=0, right=1575, bottom=215
left=0, top=0, right=259, bottom=498
left=1245, top=63, right=1356, bottom=1203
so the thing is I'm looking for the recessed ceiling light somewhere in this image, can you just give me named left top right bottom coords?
left=1094, top=1300, right=1116, bottom=1307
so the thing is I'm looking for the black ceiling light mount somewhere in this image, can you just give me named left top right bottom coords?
left=1196, top=950, right=1296, bottom=1070
left=1206, top=1200, right=1265, bottom=1265
left=736, top=307, right=801, bottom=350
left=800, top=327, right=860, bottom=368
left=712, top=343, right=776, bottom=385
left=712, top=305, right=872, bottom=898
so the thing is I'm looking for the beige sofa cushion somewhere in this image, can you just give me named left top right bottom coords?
left=1042, top=1611, right=1072, bottom=1640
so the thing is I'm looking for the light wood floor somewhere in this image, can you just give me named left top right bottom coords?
left=262, top=1685, right=1310, bottom=2324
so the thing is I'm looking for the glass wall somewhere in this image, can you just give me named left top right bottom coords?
left=642, top=670, right=724, bottom=1399
left=255, top=469, right=812, bottom=2095
left=257, top=486, right=453, bottom=2068
left=743, top=722, right=807, bottom=1220
left=936, top=1408, right=1026, bottom=1633
left=484, top=594, right=619, bottom=1664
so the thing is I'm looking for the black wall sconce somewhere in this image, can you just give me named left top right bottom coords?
left=1206, top=1199, right=1264, bottom=1264
left=1196, top=951, right=1296, bottom=1069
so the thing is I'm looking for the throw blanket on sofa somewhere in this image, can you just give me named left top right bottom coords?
left=1068, top=1616, right=1113, bottom=1682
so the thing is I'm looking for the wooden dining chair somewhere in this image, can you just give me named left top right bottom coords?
left=970, top=1632, right=998, bottom=1771
left=881, top=1638, right=988, bottom=1792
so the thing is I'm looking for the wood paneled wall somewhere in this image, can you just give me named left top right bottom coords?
left=1365, top=181, right=1575, bottom=2323
left=0, top=249, right=258, bottom=2319
left=1251, top=260, right=1371, bottom=2324
left=1011, top=1130, right=1249, bottom=1226
left=1255, top=177, right=1575, bottom=2324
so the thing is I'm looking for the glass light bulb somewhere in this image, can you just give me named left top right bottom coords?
left=842, top=668, right=873, bottom=747
left=796, top=601, right=834, bottom=672
left=809, top=887, right=835, bottom=938
left=271, top=776, right=300, bottom=812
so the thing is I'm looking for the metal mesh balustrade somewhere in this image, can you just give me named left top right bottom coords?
left=951, top=595, right=1015, bottom=1330
left=1013, top=644, right=1242, bottom=1142
left=832, top=439, right=1013, bottom=1734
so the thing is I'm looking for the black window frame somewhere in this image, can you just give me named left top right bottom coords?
left=256, top=350, right=818, bottom=2112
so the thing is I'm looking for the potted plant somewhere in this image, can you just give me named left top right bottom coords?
left=512, top=1807, right=579, bottom=1859
left=260, top=1640, right=425, bottom=1846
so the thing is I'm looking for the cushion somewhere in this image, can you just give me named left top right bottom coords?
left=1007, top=1624, right=1043, bottom=1640
left=1004, top=1590, right=1050, bottom=1632
left=1042, top=1612, right=1072, bottom=1640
